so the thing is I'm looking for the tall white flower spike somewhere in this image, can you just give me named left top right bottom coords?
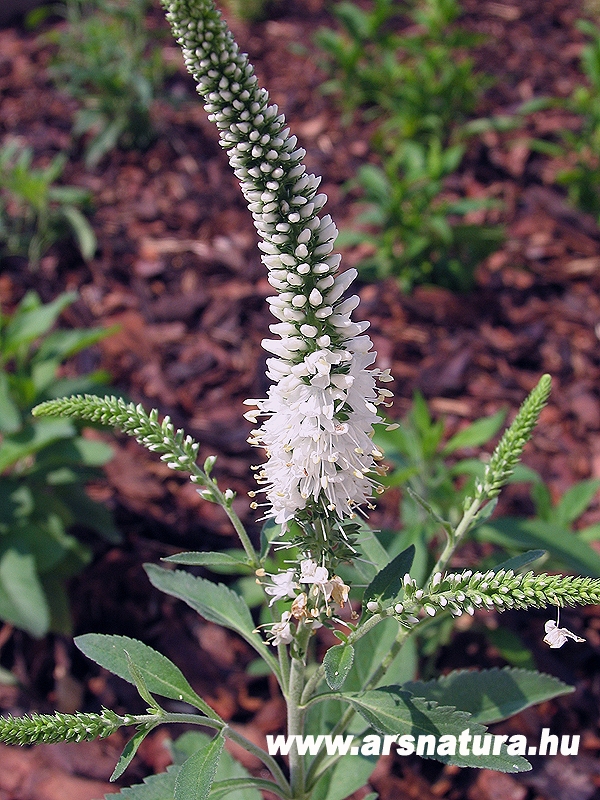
left=162, top=0, right=392, bottom=531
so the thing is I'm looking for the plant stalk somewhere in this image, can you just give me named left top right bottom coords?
left=287, top=625, right=311, bottom=799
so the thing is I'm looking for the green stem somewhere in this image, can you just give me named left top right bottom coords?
left=278, top=641, right=291, bottom=696
left=156, top=712, right=291, bottom=794
left=300, top=612, right=386, bottom=706
left=203, top=477, right=261, bottom=569
left=226, top=725, right=291, bottom=794
left=304, top=623, right=411, bottom=790
left=429, top=495, right=483, bottom=581
left=287, top=625, right=311, bottom=799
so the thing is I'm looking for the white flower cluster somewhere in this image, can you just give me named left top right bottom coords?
left=259, top=559, right=350, bottom=646
left=165, top=0, right=392, bottom=528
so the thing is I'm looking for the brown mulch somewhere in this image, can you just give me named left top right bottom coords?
left=1, top=0, right=600, bottom=798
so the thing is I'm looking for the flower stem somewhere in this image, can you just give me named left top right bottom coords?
left=287, top=625, right=311, bottom=799
left=429, top=494, right=482, bottom=582
left=304, top=624, right=411, bottom=790
left=160, top=712, right=291, bottom=794
left=208, top=479, right=261, bottom=568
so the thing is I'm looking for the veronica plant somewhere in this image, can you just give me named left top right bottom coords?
left=2, top=3, right=599, bottom=798
left=46, top=0, right=168, bottom=168
left=0, top=290, right=118, bottom=637
left=0, top=140, right=96, bottom=268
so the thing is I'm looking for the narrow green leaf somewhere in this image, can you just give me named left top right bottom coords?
left=344, top=686, right=531, bottom=771
left=311, top=753, right=377, bottom=800
left=555, top=479, right=600, bottom=527
left=162, top=551, right=252, bottom=573
left=363, top=545, right=415, bottom=605
left=144, top=564, right=280, bottom=677
left=0, top=548, right=49, bottom=637
left=0, top=419, right=75, bottom=473
left=172, top=731, right=262, bottom=800
left=490, top=549, right=546, bottom=573
left=3, top=292, right=76, bottom=358
left=355, top=522, right=391, bottom=580
left=209, top=778, right=288, bottom=799
left=111, top=727, right=153, bottom=782
left=33, top=437, right=114, bottom=469
left=0, top=373, right=21, bottom=434
left=477, top=518, right=600, bottom=576
left=443, top=409, right=506, bottom=454
left=33, top=326, right=116, bottom=363
left=403, top=667, right=573, bottom=724
left=470, top=497, right=498, bottom=527
left=125, top=651, right=161, bottom=711
left=75, top=634, right=218, bottom=718
left=174, top=732, right=224, bottom=800
left=406, top=487, right=452, bottom=533
left=324, top=644, right=354, bottom=691
left=579, top=523, right=600, bottom=543
left=60, top=204, right=97, bottom=260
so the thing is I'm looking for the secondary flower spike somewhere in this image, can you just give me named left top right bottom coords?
left=162, top=0, right=392, bottom=529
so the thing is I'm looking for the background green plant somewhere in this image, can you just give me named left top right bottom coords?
left=339, top=141, right=503, bottom=289
left=0, top=140, right=96, bottom=267
left=555, top=19, right=600, bottom=220
left=0, top=291, right=119, bottom=637
left=375, top=392, right=600, bottom=579
left=316, top=0, right=487, bottom=141
left=316, top=0, right=504, bottom=291
left=374, top=393, right=600, bottom=672
left=46, top=0, right=168, bottom=167
left=222, top=0, right=282, bottom=23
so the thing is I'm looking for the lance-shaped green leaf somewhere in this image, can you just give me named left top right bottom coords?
left=3, top=291, right=76, bottom=357
left=173, top=731, right=263, bottom=800
left=174, top=731, right=225, bottom=800
left=0, top=548, right=50, bottom=638
left=403, top=667, right=573, bottom=725
left=442, top=408, right=506, bottom=454
left=162, top=550, right=252, bottom=574
left=343, top=686, right=531, bottom=772
left=111, top=728, right=154, bottom=782
left=363, top=545, right=415, bottom=605
left=125, top=651, right=162, bottom=711
left=144, top=564, right=280, bottom=678
left=555, top=479, right=600, bottom=527
left=310, top=752, right=377, bottom=800
left=209, top=778, right=289, bottom=799
left=323, top=644, right=355, bottom=691
left=406, top=488, right=452, bottom=534
left=490, top=549, right=546, bottom=574
left=0, top=419, right=75, bottom=473
left=0, top=372, right=21, bottom=434
left=476, top=518, right=600, bottom=576
left=75, top=634, right=219, bottom=719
